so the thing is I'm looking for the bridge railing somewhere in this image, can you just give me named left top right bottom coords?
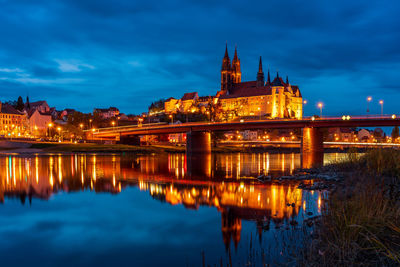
left=84, top=122, right=168, bottom=133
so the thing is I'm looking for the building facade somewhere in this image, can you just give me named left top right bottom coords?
left=0, top=102, right=28, bottom=137
left=217, top=46, right=303, bottom=120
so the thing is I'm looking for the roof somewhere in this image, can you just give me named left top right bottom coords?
left=94, top=107, right=119, bottom=113
left=197, top=96, right=211, bottom=102
left=28, top=101, right=48, bottom=107
left=1, top=104, right=24, bottom=115
left=271, top=76, right=286, bottom=87
left=220, top=79, right=302, bottom=100
left=220, top=83, right=273, bottom=99
left=165, top=97, right=177, bottom=101
left=181, top=92, right=198, bottom=101
left=27, top=109, right=52, bottom=118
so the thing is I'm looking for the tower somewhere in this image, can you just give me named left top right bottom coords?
left=256, top=56, right=264, bottom=87
left=221, top=44, right=232, bottom=92
left=231, top=45, right=241, bottom=84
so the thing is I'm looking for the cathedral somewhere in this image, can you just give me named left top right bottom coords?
left=217, top=45, right=303, bottom=119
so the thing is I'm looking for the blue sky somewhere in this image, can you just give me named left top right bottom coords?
left=0, top=0, right=399, bottom=116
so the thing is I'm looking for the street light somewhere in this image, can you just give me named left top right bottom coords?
left=169, top=114, right=173, bottom=124
left=379, top=100, right=383, bottom=117
left=303, top=100, right=307, bottom=104
left=47, top=123, right=53, bottom=138
left=367, top=96, right=372, bottom=115
left=257, top=107, right=261, bottom=120
left=57, top=127, right=62, bottom=142
left=317, top=102, right=323, bottom=118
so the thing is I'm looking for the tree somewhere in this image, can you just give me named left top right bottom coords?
left=16, top=96, right=24, bottom=111
left=392, top=126, right=399, bottom=140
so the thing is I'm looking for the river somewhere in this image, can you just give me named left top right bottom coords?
left=0, top=152, right=346, bottom=266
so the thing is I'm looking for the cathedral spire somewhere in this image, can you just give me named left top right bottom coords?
left=267, top=69, right=271, bottom=84
left=233, top=45, right=238, bottom=61
left=286, top=76, right=289, bottom=84
left=256, top=56, right=264, bottom=87
left=224, top=43, right=229, bottom=59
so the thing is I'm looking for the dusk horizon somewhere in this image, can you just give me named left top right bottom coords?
left=1, top=1, right=400, bottom=266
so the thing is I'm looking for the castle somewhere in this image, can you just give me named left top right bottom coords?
left=163, top=44, right=303, bottom=120
left=217, top=44, right=303, bottom=119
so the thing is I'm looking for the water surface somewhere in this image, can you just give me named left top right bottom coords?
left=0, top=152, right=343, bottom=266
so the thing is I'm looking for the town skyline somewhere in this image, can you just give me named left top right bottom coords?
left=0, top=0, right=399, bottom=116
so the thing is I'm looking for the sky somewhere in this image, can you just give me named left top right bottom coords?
left=0, top=0, right=399, bottom=116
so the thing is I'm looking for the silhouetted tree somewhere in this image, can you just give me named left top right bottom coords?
left=16, top=96, right=24, bottom=111
left=392, top=126, right=399, bottom=140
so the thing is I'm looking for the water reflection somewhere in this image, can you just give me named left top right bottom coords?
left=0, top=153, right=333, bottom=252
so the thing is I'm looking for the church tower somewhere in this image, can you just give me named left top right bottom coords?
left=256, top=56, right=264, bottom=87
left=231, top=46, right=241, bottom=84
left=221, top=44, right=232, bottom=93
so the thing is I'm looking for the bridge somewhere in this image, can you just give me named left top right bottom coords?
left=85, top=115, right=400, bottom=168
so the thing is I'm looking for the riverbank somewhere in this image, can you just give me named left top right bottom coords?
left=298, top=149, right=400, bottom=266
left=0, top=140, right=385, bottom=155
left=0, top=140, right=248, bottom=154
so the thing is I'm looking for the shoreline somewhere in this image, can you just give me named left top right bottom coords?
left=0, top=140, right=389, bottom=155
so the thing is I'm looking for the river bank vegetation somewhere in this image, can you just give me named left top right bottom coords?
left=300, top=149, right=400, bottom=266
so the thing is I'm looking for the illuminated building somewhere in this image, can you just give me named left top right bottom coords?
left=217, top=45, right=303, bottom=120
left=93, top=107, right=120, bottom=119
left=164, top=97, right=180, bottom=114
left=28, top=109, right=52, bottom=136
left=0, top=102, right=27, bottom=137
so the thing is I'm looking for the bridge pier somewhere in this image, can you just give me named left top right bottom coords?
left=301, top=127, right=324, bottom=168
left=186, top=131, right=211, bottom=155
left=117, top=135, right=141, bottom=146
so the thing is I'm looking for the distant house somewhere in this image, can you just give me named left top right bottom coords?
left=357, top=129, right=372, bottom=142
left=0, top=102, right=27, bottom=137
left=117, top=113, right=129, bottom=121
left=164, top=97, right=180, bottom=114
left=28, top=109, right=52, bottom=136
left=180, top=92, right=198, bottom=113
left=25, top=100, right=50, bottom=113
left=241, top=130, right=258, bottom=141
left=328, top=128, right=356, bottom=142
left=93, top=107, right=120, bottom=119
left=59, top=109, right=76, bottom=121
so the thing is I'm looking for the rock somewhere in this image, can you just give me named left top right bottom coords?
left=257, top=175, right=271, bottom=182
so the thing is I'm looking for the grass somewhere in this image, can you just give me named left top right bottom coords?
left=300, top=148, right=400, bottom=266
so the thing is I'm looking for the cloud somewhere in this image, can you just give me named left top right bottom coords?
left=0, top=0, right=399, bottom=114
left=55, top=59, right=95, bottom=72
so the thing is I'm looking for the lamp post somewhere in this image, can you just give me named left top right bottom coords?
left=111, top=121, right=115, bottom=130
left=257, top=107, right=261, bottom=120
left=169, top=114, right=173, bottom=124
left=57, top=127, right=62, bottom=142
left=379, top=100, right=384, bottom=117
left=317, top=102, right=323, bottom=118
left=367, top=96, right=372, bottom=116
left=48, top=123, right=53, bottom=138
